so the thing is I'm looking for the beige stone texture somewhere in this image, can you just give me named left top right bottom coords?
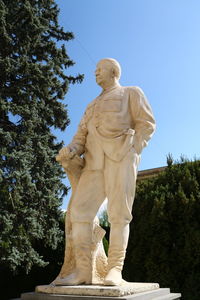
left=53, top=58, right=156, bottom=286
left=36, top=282, right=159, bottom=297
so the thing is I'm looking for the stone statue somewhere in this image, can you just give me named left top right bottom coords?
left=54, top=58, right=156, bottom=286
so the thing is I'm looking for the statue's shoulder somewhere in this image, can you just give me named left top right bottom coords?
left=86, top=98, right=97, bottom=110
left=125, top=86, right=144, bottom=96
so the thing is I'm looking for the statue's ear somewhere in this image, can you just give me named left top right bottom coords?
left=111, top=68, right=116, bottom=78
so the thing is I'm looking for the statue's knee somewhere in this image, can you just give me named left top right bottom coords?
left=70, top=206, right=80, bottom=223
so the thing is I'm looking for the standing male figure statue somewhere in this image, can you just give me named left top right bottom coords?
left=58, top=58, right=156, bottom=286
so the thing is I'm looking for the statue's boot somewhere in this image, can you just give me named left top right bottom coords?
left=61, top=222, right=93, bottom=285
left=104, top=223, right=129, bottom=286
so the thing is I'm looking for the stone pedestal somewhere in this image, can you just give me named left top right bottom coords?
left=20, top=283, right=181, bottom=300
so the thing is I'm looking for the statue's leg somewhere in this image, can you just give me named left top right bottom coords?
left=67, top=170, right=105, bottom=285
left=59, top=222, right=93, bottom=285
left=104, top=223, right=130, bottom=285
left=71, top=170, right=105, bottom=223
left=104, top=149, right=140, bottom=285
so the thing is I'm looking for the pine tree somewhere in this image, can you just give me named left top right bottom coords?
left=0, top=0, right=83, bottom=273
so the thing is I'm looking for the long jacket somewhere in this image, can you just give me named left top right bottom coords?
left=68, top=85, right=156, bottom=170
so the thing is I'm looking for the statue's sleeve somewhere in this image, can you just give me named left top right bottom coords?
left=68, top=101, right=95, bottom=155
left=129, top=87, right=156, bottom=154
left=67, top=110, right=88, bottom=155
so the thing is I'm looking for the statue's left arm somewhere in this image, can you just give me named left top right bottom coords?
left=129, top=86, right=156, bottom=154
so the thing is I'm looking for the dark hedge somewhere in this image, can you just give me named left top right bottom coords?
left=123, top=157, right=200, bottom=300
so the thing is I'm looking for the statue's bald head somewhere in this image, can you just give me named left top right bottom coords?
left=97, top=58, right=121, bottom=80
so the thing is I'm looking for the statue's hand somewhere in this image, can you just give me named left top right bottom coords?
left=56, top=146, right=76, bottom=162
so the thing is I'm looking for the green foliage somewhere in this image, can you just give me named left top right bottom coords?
left=0, top=0, right=83, bottom=275
left=99, top=209, right=109, bottom=228
left=124, top=157, right=200, bottom=300
left=99, top=209, right=109, bottom=255
left=102, top=236, right=109, bottom=256
left=0, top=213, right=65, bottom=300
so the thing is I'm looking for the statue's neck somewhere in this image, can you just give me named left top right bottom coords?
left=101, top=80, right=120, bottom=92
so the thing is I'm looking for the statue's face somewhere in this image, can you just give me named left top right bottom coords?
left=95, top=61, right=113, bottom=87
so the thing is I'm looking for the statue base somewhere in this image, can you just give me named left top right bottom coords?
left=20, top=283, right=181, bottom=299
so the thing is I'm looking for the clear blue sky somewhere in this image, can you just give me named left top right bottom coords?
left=55, top=0, right=200, bottom=209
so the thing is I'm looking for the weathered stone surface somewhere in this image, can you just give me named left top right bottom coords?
left=54, top=58, right=156, bottom=286
left=21, top=287, right=181, bottom=300
left=35, top=282, right=159, bottom=297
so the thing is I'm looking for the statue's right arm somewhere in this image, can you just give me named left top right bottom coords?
left=58, top=108, right=89, bottom=161
left=68, top=112, right=88, bottom=156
